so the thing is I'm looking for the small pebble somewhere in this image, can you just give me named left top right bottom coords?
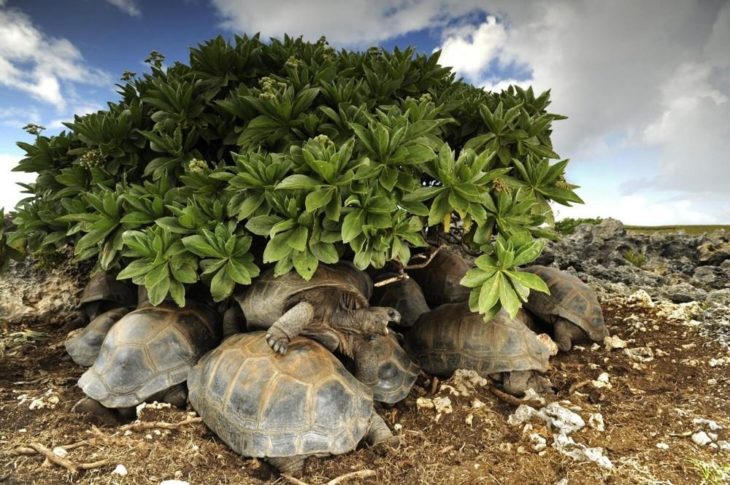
left=656, top=442, right=669, bottom=450
left=113, top=464, right=128, bottom=476
left=52, top=447, right=68, bottom=458
left=691, top=431, right=713, bottom=446
left=588, top=413, right=605, bottom=432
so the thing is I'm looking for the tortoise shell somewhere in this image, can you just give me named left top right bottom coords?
left=408, top=248, right=471, bottom=307
left=237, top=262, right=372, bottom=328
left=405, top=303, right=550, bottom=377
left=353, top=333, right=419, bottom=404
left=78, top=302, right=220, bottom=408
left=79, top=272, right=136, bottom=308
left=65, top=307, right=131, bottom=366
left=524, top=266, right=607, bottom=342
left=372, top=278, right=429, bottom=327
left=188, top=332, right=373, bottom=458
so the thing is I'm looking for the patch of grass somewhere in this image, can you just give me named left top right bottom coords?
left=554, top=217, right=603, bottom=235
left=623, top=249, right=646, bottom=268
left=690, top=459, right=730, bottom=485
left=625, top=225, right=730, bottom=236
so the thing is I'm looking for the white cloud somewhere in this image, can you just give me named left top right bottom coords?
left=0, top=153, right=34, bottom=211
left=105, top=0, right=141, bottom=16
left=210, top=0, right=483, bottom=46
left=557, top=194, right=723, bottom=226
left=437, top=16, right=506, bottom=80
left=435, top=1, right=730, bottom=204
left=0, top=4, right=111, bottom=110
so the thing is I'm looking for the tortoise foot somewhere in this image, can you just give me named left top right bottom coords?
left=268, top=456, right=306, bottom=476
left=72, top=397, right=123, bottom=426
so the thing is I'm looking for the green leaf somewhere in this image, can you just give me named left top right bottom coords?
left=292, top=249, right=318, bottom=280
left=263, top=234, right=292, bottom=262
left=286, top=226, right=308, bottom=252
left=210, top=267, right=235, bottom=301
left=305, top=187, right=334, bottom=212
left=182, top=235, right=220, bottom=258
left=341, top=210, right=364, bottom=243
left=478, top=273, right=502, bottom=314
left=499, top=277, right=521, bottom=318
left=276, top=174, right=320, bottom=190
left=245, top=215, right=281, bottom=236
left=505, top=270, right=549, bottom=294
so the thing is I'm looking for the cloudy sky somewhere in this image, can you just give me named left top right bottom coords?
left=1, top=0, right=728, bottom=224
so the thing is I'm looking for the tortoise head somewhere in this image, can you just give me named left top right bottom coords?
left=335, top=306, right=400, bottom=338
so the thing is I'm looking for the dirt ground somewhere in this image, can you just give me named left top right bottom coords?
left=1, top=296, right=729, bottom=484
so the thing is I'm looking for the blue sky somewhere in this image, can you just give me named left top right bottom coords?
left=1, top=0, right=728, bottom=224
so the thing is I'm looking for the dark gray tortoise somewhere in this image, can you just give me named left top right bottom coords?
left=74, top=302, right=221, bottom=422
left=408, top=247, right=471, bottom=307
left=78, top=272, right=136, bottom=322
left=372, top=277, right=430, bottom=327
left=188, top=332, right=396, bottom=476
left=352, top=333, right=419, bottom=404
left=524, top=265, right=608, bottom=351
left=65, top=307, right=131, bottom=366
left=405, top=303, right=553, bottom=396
left=235, top=262, right=400, bottom=356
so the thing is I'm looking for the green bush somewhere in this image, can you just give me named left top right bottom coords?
left=4, top=35, right=582, bottom=318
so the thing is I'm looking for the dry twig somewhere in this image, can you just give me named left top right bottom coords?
left=404, top=246, right=443, bottom=270
left=12, top=442, right=110, bottom=473
left=281, top=474, right=309, bottom=485
left=373, top=273, right=408, bottom=288
left=117, top=416, right=202, bottom=432
left=327, top=469, right=376, bottom=484
left=569, top=379, right=592, bottom=394
left=488, top=386, right=544, bottom=408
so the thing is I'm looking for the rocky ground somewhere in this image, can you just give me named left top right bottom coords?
left=1, top=220, right=729, bottom=484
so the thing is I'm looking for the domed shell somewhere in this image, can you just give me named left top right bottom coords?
left=79, top=273, right=136, bottom=307
left=237, top=262, right=372, bottom=327
left=65, top=307, right=131, bottom=366
left=353, top=333, right=419, bottom=404
left=524, top=266, right=607, bottom=342
left=408, top=248, right=471, bottom=307
left=78, top=302, right=220, bottom=408
left=372, top=278, right=429, bottom=327
left=405, top=303, right=550, bottom=377
left=188, top=332, right=373, bottom=458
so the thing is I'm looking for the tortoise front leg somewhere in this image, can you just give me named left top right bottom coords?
left=554, top=318, right=589, bottom=352
left=267, top=456, right=306, bottom=476
left=266, top=301, right=314, bottom=354
left=364, top=413, right=399, bottom=447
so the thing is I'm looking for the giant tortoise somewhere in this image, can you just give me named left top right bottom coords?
left=235, top=262, right=400, bottom=356
left=188, top=332, right=396, bottom=476
left=408, top=247, right=471, bottom=307
left=524, top=265, right=608, bottom=351
left=74, top=301, right=221, bottom=422
left=352, top=333, right=419, bottom=404
left=78, top=272, right=136, bottom=322
left=405, top=303, right=553, bottom=396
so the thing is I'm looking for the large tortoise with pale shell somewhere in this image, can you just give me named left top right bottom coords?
left=76, top=301, right=220, bottom=417
left=188, top=332, right=396, bottom=476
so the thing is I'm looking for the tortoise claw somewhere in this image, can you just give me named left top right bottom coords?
left=266, top=331, right=289, bottom=355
